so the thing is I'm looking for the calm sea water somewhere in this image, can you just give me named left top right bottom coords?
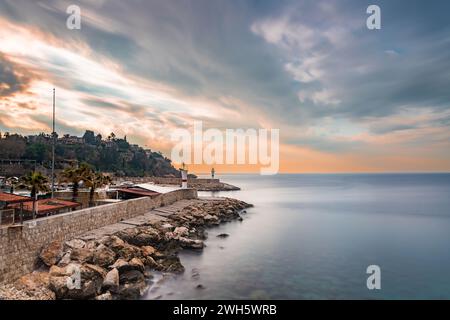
left=145, top=174, right=450, bottom=300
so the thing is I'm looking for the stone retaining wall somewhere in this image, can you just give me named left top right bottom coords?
left=0, top=188, right=197, bottom=284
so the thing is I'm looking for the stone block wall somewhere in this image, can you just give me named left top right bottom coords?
left=0, top=188, right=197, bottom=284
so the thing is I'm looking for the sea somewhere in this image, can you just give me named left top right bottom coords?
left=144, top=173, right=450, bottom=300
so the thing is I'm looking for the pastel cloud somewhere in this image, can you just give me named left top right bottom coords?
left=0, top=0, right=450, bottom=172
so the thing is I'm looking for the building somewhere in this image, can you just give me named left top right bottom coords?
left=1, top=192, right=81, bottom=225
left=10, top=198, right=81, bottom=218
left=0, top=192, right=31, bottom=225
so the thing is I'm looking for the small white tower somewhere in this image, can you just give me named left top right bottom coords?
left=180, top=163, right=188, bottom=189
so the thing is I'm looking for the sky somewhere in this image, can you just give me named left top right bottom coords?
left=0, top=0, right=450, bottom=173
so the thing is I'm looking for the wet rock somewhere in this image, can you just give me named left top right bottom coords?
left=217, top=233, right=229, bottom=238
left=129, top=258, right=145, bottom=272
left=191, top=268, right=200, bottom=279
left=143, top=256, right=159, bottom=269
left=157, top=256, right=184, bottom=273
left=178, top=237, right=204, bottom=249
left=118, top=284, right=142, bottom=300
left=119, top=270, right=145, bottom=285
left=40, top=240, right=64, bottom=266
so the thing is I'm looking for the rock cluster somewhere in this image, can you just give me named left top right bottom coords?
left=0, top=198, right=251, bottom=300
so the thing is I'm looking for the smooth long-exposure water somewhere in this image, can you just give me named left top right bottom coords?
left=145, top=173, right=450, bottom=299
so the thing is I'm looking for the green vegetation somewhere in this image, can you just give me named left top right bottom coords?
left=16, top=171, right=50, bottom=219
left=0, top=130, right=179, bottom=177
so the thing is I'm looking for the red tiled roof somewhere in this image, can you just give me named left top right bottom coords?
left=117, top=187, right=160, bottom=197
left=0, top=192, right=31, bottom=204
left=10, top=198, right=80, bottom=215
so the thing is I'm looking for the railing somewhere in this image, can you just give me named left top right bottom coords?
left=0, top=208, right=16, bottom=226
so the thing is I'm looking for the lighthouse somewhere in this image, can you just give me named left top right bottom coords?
left=180, top=163, right=188, bottom=189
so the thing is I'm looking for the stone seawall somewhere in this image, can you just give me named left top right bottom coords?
left=114, top=177, right=239, bottom=191
left=0, top=189, right=197, bottom=284
left=115, top=177, right=220, bottom=185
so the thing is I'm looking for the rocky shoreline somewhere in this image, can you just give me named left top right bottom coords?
left=0, top=197, right=252, bottom=300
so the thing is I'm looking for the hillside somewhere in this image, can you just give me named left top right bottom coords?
left=0, top=130, right=180, bottom=177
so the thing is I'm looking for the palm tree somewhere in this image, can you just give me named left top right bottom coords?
left=17, top=171, right=50, bottom=219
left=6, top=177, right=18, bottom=193
left=59, top=163, right=91, bottom=202
left=84, top=171, right=112, bottom=207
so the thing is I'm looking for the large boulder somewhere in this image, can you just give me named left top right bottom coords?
left=116, top=227, right=161, bottom=246
left=100, top=235, right=125, bottom=252
left=141, top=245, right=156, bottom=257
left=102, top=268, right=119, bottom=293
left=95, top=291, right=113, bottom=300
left=109, top=259, right=131, bottom=272
left=173, top=227, right=189, bottom=237
left=119, top=270, right=145, bottom=285
left=57, top=252, right=72, bottom=267
left=93, top=244, right=116, bottom=267
left=49, top=265, right=71, bottom=277
left=117, top=283, right=144, bottom=300
left=117, top=243, right=142, bottom=261
left=64, top=239, right=86, bottom=250
left=49, top=263, right=105, bottom=300
left=40, top=240, right=64, bottom=266
left=70, top=247, right=94, bottom=263
left=143, top=256, right=159, bottom=269
left=156, top=256, right=185, bottom=273
left=178, top=237, right=204, bottom=250
left=129, top=258, right=145, bottom=272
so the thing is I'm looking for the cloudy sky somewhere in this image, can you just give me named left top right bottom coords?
left=1, top=0, right=449, bottom=173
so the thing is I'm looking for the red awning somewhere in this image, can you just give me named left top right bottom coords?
left=0, top=192, right=31, bottom=204
left=10, top=198, right=80, bottom=215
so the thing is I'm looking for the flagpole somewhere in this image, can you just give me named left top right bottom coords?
left=51, top=88, right=56, bottom=198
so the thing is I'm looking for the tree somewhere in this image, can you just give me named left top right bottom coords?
left=83, top=130, right=96, bottom=145
left=107, top=132, right=116, bottom=141
left=0, top=134, right=26, bottom=158
left=59, top=163, right=91, bottom=202
left=84, top=171, right=112, bottom=207
left=17, top=171, right=50, bottom=219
